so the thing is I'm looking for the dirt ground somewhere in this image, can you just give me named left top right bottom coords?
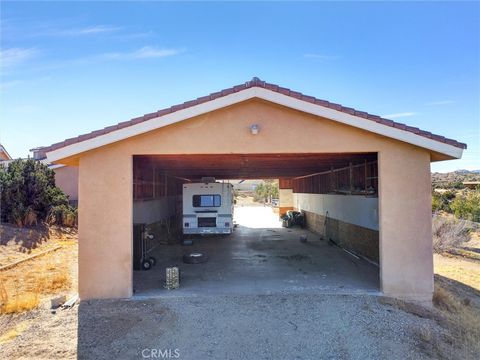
left=434, top=254, right=480, bottom=292
left=0, top=222, right=479, bottom=359
left=0, top=293, right=461, bottom=360
left=0, top=224, right=78, bottom=314
left=0, top=224, right=76, bottom=267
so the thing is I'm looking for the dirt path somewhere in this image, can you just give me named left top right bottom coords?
left=0, top=293, right=461, bottom=360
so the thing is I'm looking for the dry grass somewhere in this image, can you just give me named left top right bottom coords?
left=432, top=249, right=480, bottom=359
left=381, top=280, right=480, bottom=359
left=432, top=215, right=471, bottom=253
left=0, top=282, right=40, bottom=314
left=431, top=284, right=480, bottom=359
left=0, top=236, right=76, bottom=314
left=434, top=254, right=480, bottom=292
left=432, top=286, right=456, bottom=311
left=0, top=259, right=71, bottom=314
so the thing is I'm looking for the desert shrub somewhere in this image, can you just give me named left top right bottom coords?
left=432, top=190, right=455, bottom=212
left=450, top=190, right=480, bottom=222
left=447, top=181, right=465, bottom=190
left=47, top=205, right=78, bottom=227
left=432, top=215, right=471, bottom=253
left=0, top=159, right=77, bottom=227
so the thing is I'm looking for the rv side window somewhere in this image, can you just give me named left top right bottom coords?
left=193, top=194, right=221, bottom=207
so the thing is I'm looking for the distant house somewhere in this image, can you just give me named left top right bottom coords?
left=463, top=181, right=480, bottom=189
left=0, top=144, right=12, bottom=161
left=233, top=179, right=263, bottom=192
left=30, top=147, right=79, bottom=205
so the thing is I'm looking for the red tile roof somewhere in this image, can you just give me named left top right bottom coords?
left=43, top=77, right=467, bottom=153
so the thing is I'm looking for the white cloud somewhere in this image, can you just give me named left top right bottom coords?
left=101, top=46, right=183, bottom=60
left=425, top=100, right=454, bottom=106
left=55, top=25, right=122, bottom=36
left=111, top=31, right=154, bottom=40
left=0, top=47, right=39, bottom=68
left=381, top=112, right=418, bottom=119
left=304, top=53, right=340, bottom=60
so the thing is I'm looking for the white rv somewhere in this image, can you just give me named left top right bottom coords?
left=182, top=181, right=234, bottom=235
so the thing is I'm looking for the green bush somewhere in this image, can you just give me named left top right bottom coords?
left=447, top=181, right=465, bottom=190
left=450, top=190, right=480, bottom=222
left=432, top=191, right=455, bottom=212
left=47, top=205, right=78, bottom=227
left=0, top=159, right=77, bottom=227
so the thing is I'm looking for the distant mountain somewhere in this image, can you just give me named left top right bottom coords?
left=453, top=169, right=480, bottom=174
left=432, top=170, right=480, bottom=184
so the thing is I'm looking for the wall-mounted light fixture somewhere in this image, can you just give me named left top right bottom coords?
left=250, top=124, right=259, bottom=135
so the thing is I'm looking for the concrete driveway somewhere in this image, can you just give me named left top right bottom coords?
left=133, top=206, right=379, bottom=297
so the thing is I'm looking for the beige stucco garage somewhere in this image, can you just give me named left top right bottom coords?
left=44, top=78, right=465, bottom=302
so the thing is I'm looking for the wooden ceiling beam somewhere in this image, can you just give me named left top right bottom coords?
left=133, top=153, right=377, bottom=179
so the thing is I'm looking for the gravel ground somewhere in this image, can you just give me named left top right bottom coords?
left=0, top=293, right=456, bottom=360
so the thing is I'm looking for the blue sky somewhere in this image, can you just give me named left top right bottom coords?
left=1, top=1, right=479, bottom=172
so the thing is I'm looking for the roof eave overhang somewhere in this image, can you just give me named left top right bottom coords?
left=46, top=87, right=464, bottom=163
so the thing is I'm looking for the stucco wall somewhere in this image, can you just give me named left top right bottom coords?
left=78, top=152, right=132, bottom=299
left=54, top=166, right=79, bottom=203
left=133, top=196, right=176, bottom=224
left=279, top=188, right=294, bottom=215
left=279, top=189, right=293, bottom=208
left=74, top=98, right=434, bottom=301
left=378, top=149, right=433, bottom=301
left=293, top=193, right=379, bottom=231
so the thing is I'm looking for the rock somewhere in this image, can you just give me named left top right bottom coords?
left=51, top=295, right=67, bottom=309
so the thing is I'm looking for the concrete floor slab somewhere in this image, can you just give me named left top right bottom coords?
left=133, top=207, right=379, bottom=297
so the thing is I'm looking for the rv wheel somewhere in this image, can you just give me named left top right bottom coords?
left=142, top=260, right=152, bottom=270
left=148, top=257, right=156, bottom=266
left=183, top=252, right=208, bottom=264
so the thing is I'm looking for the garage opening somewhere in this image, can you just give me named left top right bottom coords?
left=132, top=153, right=379, bottom=297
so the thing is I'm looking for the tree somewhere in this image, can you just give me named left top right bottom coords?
left=0, top=159, right=75, bottom=226
left=254, top=180, right=279, bottom=203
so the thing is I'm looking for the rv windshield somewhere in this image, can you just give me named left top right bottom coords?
left=193, top=194, right=221, bottom=207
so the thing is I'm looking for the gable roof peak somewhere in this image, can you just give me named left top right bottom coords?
left=246, top=77, right=265, bottom=87
left=43, top=78, right=467, bottom=162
